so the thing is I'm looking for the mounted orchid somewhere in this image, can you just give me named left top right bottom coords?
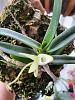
left=0, top=0, right=75, bottom=99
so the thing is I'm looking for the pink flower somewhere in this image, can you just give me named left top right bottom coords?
left=70, top=92, right=75, bottom=97
left=68, top=70, right=75, bottom=76
left=67, top=79, right=74, bottom=87
left=69, top=83, right=73, bottom=88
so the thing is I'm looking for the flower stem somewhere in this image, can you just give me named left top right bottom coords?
left=43, top=64, right=57, bottom=82
left=8, top=62, right=32, bottom=86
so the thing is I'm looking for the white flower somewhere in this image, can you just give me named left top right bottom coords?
left=60, top=50, right=75, bottom=80
left=28, top=54, right=53, bottom=77
left=60, top=64, right=75, bottom=80
left=28, top=59, right=38, bottom=77
left=54, top=79, right=69, bottom=92
left=38, top=54, right=53, bottom=66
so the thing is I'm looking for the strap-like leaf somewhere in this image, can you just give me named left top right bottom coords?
left=50, top=48, right=64, bottom=55
left=11, top=55, right=32, bottom=64
left=48, top=26, right=75, bottom=53
left=0, top=28, right=41, bottom=49
left=52, top=55, right=75, bottom=64
left=0, top=41, right=37, bottom=60
left=0, top=41, right=35, bottom=54
left=42, top=0, right=62, bottom=46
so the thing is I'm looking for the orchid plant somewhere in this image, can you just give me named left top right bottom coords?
left=0, top=0, right=75, bottom=99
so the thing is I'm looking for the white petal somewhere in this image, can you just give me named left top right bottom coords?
left=34, top=68, right=38, bottom=77
left=60, top=50, right=75, bottom=80
left=55, top=79, right=69, bottom=92
left=28, top=61, right=38, bottom=73
left=38, top=54, right=53, bottom=65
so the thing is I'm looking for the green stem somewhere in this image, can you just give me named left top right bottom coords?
left=8, top=62, right=32, bottom=86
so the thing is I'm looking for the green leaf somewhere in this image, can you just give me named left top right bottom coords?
left=50, top=48, right=64, bottom=55
left=48, top=26, right=75, bottom=53
left=0, top=41, right=35, bottom=54
left=0, top=42, right=36, bottom=63
left=11, top=55, right=32, bottom=64
left=52, top=55, right=75, bottom=64
left=0, top=28, right=41, bottom=49
left=0, top=41, right=37, bottom=60
left=42, top=0, right=62, bottom=46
